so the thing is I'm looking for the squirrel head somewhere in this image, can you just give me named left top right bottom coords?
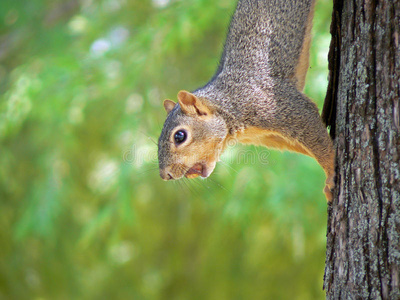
left=158, top=90, right=228, bottom=181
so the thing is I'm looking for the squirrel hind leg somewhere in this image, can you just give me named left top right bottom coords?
left=293, top=0, right=315, bottom=91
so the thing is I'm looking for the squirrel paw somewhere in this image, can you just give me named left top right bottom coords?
left=324, top=185, right=333, bottom=202
left=323, top=175, right=335, bottom=202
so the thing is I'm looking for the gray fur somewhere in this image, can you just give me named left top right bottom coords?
left=158, top=0, right=335, bottom=200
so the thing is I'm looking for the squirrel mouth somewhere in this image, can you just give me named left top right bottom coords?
left=185, top=163, right=207, bottom=179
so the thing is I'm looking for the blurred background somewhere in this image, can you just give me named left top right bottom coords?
left=0, top=0, right=332, bottom=299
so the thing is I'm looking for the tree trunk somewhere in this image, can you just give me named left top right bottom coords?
left=322, top=0, right=400, bottom=299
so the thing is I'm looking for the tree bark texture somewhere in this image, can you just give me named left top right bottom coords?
left=322, top=0, right=400, bottom=299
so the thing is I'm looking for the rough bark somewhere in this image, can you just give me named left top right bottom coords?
left=322, top=0, right=400, bottom=299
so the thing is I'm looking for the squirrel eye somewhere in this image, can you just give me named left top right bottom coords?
left=174, top=130, right=187, bottom=144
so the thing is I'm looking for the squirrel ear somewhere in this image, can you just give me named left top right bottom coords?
left=177, top=90, right=212, bottom=117
left=163, top=99, right=176, bottom=113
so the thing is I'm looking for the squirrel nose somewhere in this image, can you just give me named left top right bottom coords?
left=160, top=169, right=173, bottom=181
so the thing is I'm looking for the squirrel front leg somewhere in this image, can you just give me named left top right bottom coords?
left=279, top=105, right=335, bottom=201
left=274, top=92, right=335, bottom=201
left=299, top=120, right=335, bottom=202
left=239, top=85, right=335, bottom=201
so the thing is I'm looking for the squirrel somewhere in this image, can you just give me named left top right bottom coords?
left=157, top=0, right=335, bottom=201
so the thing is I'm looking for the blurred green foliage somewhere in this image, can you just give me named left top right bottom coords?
left=0, top=0, right=332, bottom=299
